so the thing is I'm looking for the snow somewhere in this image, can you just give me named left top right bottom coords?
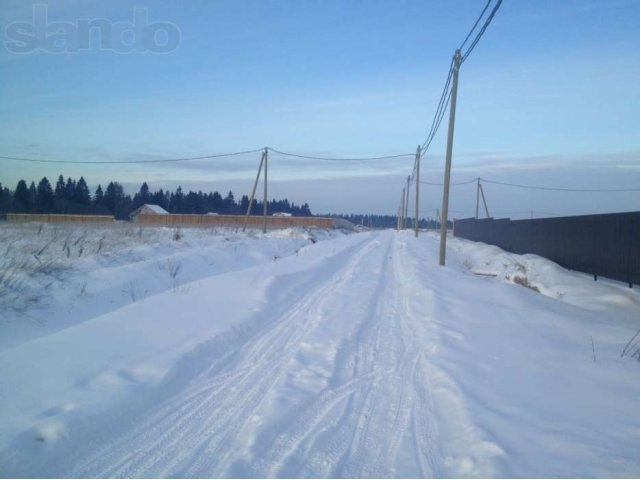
left=0, top=224, right=639, bottom=477
left=142, top=204, right=169, bottom=214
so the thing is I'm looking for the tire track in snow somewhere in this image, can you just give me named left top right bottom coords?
left=61, top=231, right=498, bottom=478
left=69, top=234, right=387, bottom=477
left=251, top=234, right=443, bottom=478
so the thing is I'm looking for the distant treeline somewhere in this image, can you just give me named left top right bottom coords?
left=326, top=213, right=453, bottom=229
left=0, top=176, right=312, bottom=220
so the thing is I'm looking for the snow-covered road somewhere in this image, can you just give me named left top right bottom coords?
left=1, top=228, right=639, bottom=477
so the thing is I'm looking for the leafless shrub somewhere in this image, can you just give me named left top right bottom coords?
left=122, top=281, right=146, bottom=303
left=167, top=259, right=181, bottom=280
left=73, top=232, right=87, bottom=246
left=96, top=235, right=105, bottom=254
left=173, top=228, right=183, bottom=241
left=36, top=240, right=52, bottom=257
left=512, top=275, right=540, bottom=293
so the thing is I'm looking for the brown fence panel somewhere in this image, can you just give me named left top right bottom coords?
left=454, top=212, right=640, bottom=286
left=137, top=214, right=335, bottom=230
left=6, top=213, right=115, bottom=224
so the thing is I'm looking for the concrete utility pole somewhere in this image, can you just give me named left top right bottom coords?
left=263, top=147, right=268, bottom=234
left=404, top=175, right=410, bottom=229
left=475, top=177, right=481, bottom=219
left=243, top=149, right=266, bottom=232
left=479, top=181, right=490, bottom=218
left=439, top=49, right=462, bottom=266
left=414, top=145, right=421, bottom=237
left=400, top=187, right=406, bottom=229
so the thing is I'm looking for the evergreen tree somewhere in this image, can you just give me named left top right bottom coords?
left=104, top=181, right=123, bottom=213
left=54, top=175, right=67, bottom=212
left=170, top=186, right=184, bottom=213
left=28, top=182, right=37, bottom=212
left=93, top=185, right=108, bottom=214
left=12, top=180, right=30, bottom=213
left=223, top=190, right=236, bottom=214
left=94, top=184, right=104, bottom=205
left=36, top=177, right=55, bottom=213
left=74, top=177, right=91, bottom=211
left=0, top=183, right=12, bottom=213
left=239, top=195, right=250, bottom=213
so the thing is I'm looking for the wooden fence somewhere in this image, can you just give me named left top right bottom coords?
left=5, top=213, right=115, bottom=224
left=137, top=214, right=336, bottom=229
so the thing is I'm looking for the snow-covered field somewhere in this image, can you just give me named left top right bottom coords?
left=0, top=223, right=639, bottom=478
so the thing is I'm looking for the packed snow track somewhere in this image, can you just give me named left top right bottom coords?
left=1, top=228, right=639, bottom=478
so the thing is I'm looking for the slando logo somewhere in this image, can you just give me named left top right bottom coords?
left=4, top=4, right=181, bottom=54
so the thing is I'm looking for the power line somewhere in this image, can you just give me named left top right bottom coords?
left=461, top=0, right=503, bottom=63
left=419, top=0, right=502, bottom=153
left=420, top=178, right=476, bottom=186
left=267, top=147, right=414, bottom=162
left=480, top=177, right=640, bottom=193
left=0, top=148, right=264, bottom=164
left=0, top=146, right=416, bottom=165
left=421, top=60, right=454, bottom=151
left=459, top=0, right=493, bottom=51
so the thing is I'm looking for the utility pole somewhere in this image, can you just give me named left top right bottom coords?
left=404, top=175, right=410, bottom=230
left=439, top=49, right=462, bottom=266
left=243, top=149, right=266, bottom=232
left=414, top=145, right=421, bottom=237
left=475, top=177, right=480, bottom=219
left=263, top=147, right=268, bottom=234
left=479, top=180, right=490, bottom=218
left=400, top=187, right=406, bottom=229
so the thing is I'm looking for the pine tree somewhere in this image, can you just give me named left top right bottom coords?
left=0, top=183, right=11, bottom=213
left=74, top=177, right=91, bottom=211
left=104, top=181, right=123, bottom=213
left=170, top=186, right=184, bottom=213
left=13, top=180, right=30, bottom=213
left=36, top=177, right=55, bottom=213
left=54, top=175, right=67, bottom=212
left=94, top=185, right=104, bottom=205
left=28, top=182, right=37, bottom=212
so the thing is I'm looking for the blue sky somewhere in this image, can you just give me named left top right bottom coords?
left=1, top=0, right=639, bottom=216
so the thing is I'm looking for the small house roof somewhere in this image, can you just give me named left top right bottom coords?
left=130, top=204, right=169, bottom=218
left=144, top=204, right=169, bottom=214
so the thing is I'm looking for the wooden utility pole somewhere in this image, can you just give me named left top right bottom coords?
left=263, top=147, right=268, bottom=233
left=439, top=49, right=462, bottom=266
left=414, top=145, right=421, bottom=237
left=243, top=150, right=266, bottom=232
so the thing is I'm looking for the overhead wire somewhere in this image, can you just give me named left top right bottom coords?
left=459, top=0, right=493, bottom=51
left=0, top=149, right=265, bottom=164
left=461, top=0, right=503, bottom=63
left=480, top=177, right=640, bottom=193
left=267, top=147, right=414, bottom=162
left=420, top=178, right=476, bottom=186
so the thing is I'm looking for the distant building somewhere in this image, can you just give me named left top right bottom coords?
left=129, top=204, right=169, bottom=222
left=272, top=212, right=292, bottom=217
